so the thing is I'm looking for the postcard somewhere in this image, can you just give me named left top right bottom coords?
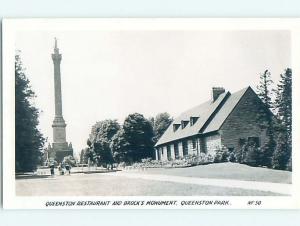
left=2, top=18, right=300, bottom=209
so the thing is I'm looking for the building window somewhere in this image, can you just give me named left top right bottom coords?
left=173, top=124, right=180, bottom=132
left=167, top=145, right=171, bottom=161
left=161, top=147, right=164, bottom=155
left=182, top=140, right=188, bottom=156
left=174, top=142, right=179, bottom=159
left=190, top=117, right=199, bottom=126
left=157, top=149, right=161, bottom=160
left=181, top=120, right=189, bottom=129
left=248, top=137, right=260, bottom=147
left=200, top=138, right=207, bottom=153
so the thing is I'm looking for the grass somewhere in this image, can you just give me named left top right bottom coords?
left=131, top=162, right=292, bottom=184
left=16, top=173, right=282, bottom=196
left=15, top=163, right=291, bottom=196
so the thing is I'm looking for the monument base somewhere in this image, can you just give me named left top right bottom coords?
left=46, top=142, right=74, bottom=163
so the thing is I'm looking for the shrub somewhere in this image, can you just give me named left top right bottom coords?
left=260, top=139, right=276, bottom=167
left=235, top=147, right=244, bottom=163
left=183, top=153, right=215, bottom=166
left=241, top=142, right=260, bottom=167
left=132, top=153, right=215, bottom=169
left=197, top=153, right=214, bottom=164
left=228, top=152, right=236, bottom=162
left=185, top=155, right=198, bottom=166
left=213, top=146, right=229, bottom=163
left=235, top=141, right=260, bottom=166
left=272, top=133, right=291, bottom=170
left=171, top=159, right=189, bottom=167
left=63, top=155, right=77, bottom=167
left=207, top=154, right=214, bottom=163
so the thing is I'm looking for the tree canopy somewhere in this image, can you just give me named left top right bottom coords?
left=88, top=119, right=121, bottom=165
left=111, top=113, right=154, bottom=163
left=256, top=69, right=276, bottom=167
left=15, top=51, right=45, bottom=172
left=273, top=68, right=292, bottom=170
left=275, top=68, right=292, bottom=145
left=152, top=112, right=173, bottom=143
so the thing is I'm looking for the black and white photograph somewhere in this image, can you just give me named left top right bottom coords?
left=2, top=18, right=299, bottom=209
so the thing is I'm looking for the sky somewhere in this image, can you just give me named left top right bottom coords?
left=16, top=30, right=291, bottom=157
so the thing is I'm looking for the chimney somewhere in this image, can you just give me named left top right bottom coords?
left=212, top=87, right=225, bottom=102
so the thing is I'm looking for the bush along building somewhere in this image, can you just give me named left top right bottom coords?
left=154, top=87, right=271, bottom=162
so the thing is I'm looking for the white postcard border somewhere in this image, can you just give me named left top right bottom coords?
left=2, top=18, right=300, bottom=209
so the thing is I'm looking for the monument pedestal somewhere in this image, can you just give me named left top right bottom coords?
left=47, top=142, right=73, bottom=163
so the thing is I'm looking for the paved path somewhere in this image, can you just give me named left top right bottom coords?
left=105, top=171, right=292, bottom=195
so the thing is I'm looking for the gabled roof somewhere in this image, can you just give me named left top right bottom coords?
left=155, top=87, right=250, bottom=147
left=202, top=87, right=249, bottom=134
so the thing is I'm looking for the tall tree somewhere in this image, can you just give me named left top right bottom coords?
left=273, top=68, right=292, bottom=169
left=111, top=113, right=154, bottom=163
left=15, top=51, right=45, bottom=172
left=88, top=120, right=120, bottom=165
left=152, top=112, right=173, bottom=143
left=275, top=68, right=292, bottom=145
left=257, top=70, right=274, bottom=109
left=110, top=129, right=129, bottom=163
left=256, top=69, right=276, bottom=167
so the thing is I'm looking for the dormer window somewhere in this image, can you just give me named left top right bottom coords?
left=173, top=124, right=180, bottom=132
left=190, top=117, right=199, bottom=126
left=181, top=120, right=189, bottom=129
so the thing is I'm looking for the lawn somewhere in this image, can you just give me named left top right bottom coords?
left=130, top=162, right=292, bottom=184
left=16, top=173, right=282, bottom=196
left=15, top=163, right=291, bottom=196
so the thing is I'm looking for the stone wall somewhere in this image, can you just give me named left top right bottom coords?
left=205, top=134, right=221, bottom=155
left=219, top=88, right=268, bottom=151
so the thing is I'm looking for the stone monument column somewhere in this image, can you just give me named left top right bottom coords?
left=47, top=38, right=73, bottom=163
left=52, top=38, right=67, bottom=143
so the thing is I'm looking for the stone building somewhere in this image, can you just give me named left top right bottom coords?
left=45, top=39, right=73, bottom=163
left=154, top=86, right=270, bottom=161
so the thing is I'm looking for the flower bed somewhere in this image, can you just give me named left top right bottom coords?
left=128, top=153, right=215, bottom=169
